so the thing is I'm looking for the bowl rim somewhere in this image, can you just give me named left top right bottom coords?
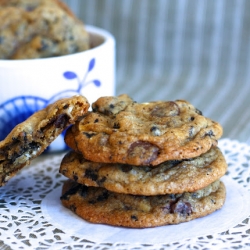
left=0, top=25, right=115, bottom=65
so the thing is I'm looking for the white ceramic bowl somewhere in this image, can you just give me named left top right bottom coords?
left=0, top=25, right=116, bottom=151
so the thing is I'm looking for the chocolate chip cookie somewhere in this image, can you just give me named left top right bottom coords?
left=65, top=94, right=223, bottom=166
left=0, top=0, right=89, bottom=59
left=0, top=95, right=89, bottom=186
left=61, top=179, right=226, bottom=228
left=60, top=147, right=227, bottom=195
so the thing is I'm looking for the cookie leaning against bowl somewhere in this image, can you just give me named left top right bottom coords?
left=0, top=95, right=89, bottom=186
left=65, top=94, right=223, bottom=166
left=60, top=147, right=227, bottom=196
left=61, top=179, right=226, bottom=228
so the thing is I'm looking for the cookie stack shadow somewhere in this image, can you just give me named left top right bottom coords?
left=59, top=94, right=227, bottom=228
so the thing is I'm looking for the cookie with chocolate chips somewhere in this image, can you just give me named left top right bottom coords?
left=65, top=94, right=223, bottom=166
left=60, top=147, right=227, bottom=196
left=61, top=179, right=226, bottom=228
left=0, top=95, right=89, bottom=186
left=0, top=0, right=89, bottom=59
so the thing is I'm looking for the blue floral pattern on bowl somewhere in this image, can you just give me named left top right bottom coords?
left=0, top=58, right=100, bottom=151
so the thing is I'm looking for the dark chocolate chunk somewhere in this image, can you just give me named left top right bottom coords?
left=121, top=164, right=133, bottom=172
left=128, top=141, right=159, bottom=165
left=54, top=114, right=69, bottom=128
left=170, top=200, right=192, bottom=216
left=151, top=102, right=180, bottom=117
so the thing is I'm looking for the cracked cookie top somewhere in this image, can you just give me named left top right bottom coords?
left=65, top=94, right=223, bottom=166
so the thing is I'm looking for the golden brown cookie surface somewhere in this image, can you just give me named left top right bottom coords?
left=65, top=94, right=223, bottom=166
left=60, top=147, right=227, bottom=195
left=61, top=179, right=226, bottom=228
left=0, top=95, right=89, bottom=186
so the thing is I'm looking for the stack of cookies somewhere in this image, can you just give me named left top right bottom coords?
left=60, top=94, right=227, bottom=228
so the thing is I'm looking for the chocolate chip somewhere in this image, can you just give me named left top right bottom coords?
left=128, top=141, right=159, bottom=165
left=89, top=191, right=109, bottom=204
left=85, top=169, right=98, bottom=181
left=151, top=102, right=180, bottom=117
left=170, top=200, right=192, bottom=216
left=60, top=183, right=81, bottom=200
left=121, top=164, right=133, bottom=172
left=83, top=132, right=96, bottom=138
left=94, top=119, right=99, bottom=123
left=97, top=191, right=109, bottom=202
left=113, top=122, right=120, bottom=129
left=131, top=215, right=138, bottom=221
left=54, top=114, right=69, bottom=128
left=150, top=126, right=161, bottom=136
left=205, top=130, right=215, bottom=137
left=79, top=185, right=88, bottom=198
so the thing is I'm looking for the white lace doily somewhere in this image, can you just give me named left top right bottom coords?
left=1, top=138, right=250, bottom=250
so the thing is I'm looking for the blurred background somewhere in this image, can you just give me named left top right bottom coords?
left=63, top=0, right=250, bottom=143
